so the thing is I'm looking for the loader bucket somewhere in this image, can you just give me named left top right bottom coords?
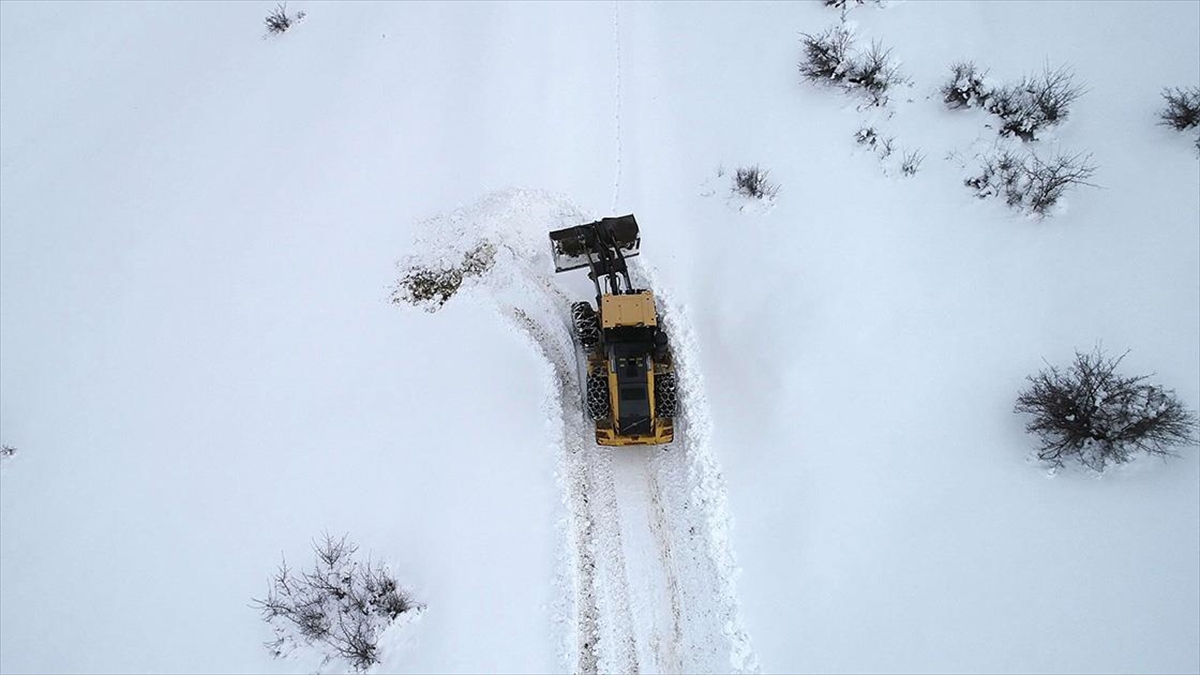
left=549, top=215, right=640, bottom=273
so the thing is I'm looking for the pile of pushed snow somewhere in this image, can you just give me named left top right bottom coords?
left=391, top=188, right=593, bottom=313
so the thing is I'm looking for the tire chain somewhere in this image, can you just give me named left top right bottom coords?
left=655, top=372, right=678, bottom=418
left=572, top=301, right=601, bottom=348
left=586, top=370, right=611, bottom=421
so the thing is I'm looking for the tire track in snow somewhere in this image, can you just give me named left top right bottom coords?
left=503, top=291, right=639, bottom=675
left=610, top=0, right=623, bottom=214
left=644, top=453, right=685, bottom=673
left=638, top=263, right=760, bottom=674
left=504, top=307, right=605, bottom=675
left=611, top=448, right=685, bottom=674
left=494, top=254, right=641, bottom=675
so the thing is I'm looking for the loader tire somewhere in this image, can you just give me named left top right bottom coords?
left=655, top=372, right=678, bottom=418
left=572, top=302, right=600, bottom=349
left=653, top=330, right=671, bottom=362
left=586, top=370, right=611, bottom=421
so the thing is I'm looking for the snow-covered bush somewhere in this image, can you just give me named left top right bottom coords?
left=855, top=125, right=895, bottom=158
left=0, top=445, right=15, bottom=460
left=984, top=65, right=1084, bottom=141
left=966, top=147, right=1024, bottom=208
left=1015, top=348, right=1198, bottom=473
left=254, top=534, right=420, bottom=672
left=732, top=165, right=780, bottom=200
left=391, top=242, right=495, bottom=312
left=854, top=125, right=879, bottom=148
left=965, top=147, right=1096, bottom=217
left=941, top=61, right=991, bottom=110
left=264, top=3, right=305, bottom=36
left=943, top=62, right=1083, bottom=141
left=1157, top=86, right=1199, bottom=131
left=800, top=27, right=904, bottom=106
left=823, top=0, right=886, bottom=9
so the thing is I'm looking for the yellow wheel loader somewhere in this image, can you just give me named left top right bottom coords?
left=549, top=215, right=676, bottom=446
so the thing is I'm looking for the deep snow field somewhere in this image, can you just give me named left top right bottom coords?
left=2, top=2, right=1198, bottom=674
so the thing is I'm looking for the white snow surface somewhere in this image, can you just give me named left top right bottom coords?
left=2, top=2, right=1198, bottom=674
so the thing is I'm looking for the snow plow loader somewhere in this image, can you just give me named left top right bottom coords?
left=549, top=215, right=676, bottom=446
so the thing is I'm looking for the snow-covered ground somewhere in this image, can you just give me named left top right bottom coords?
left=2, top=2, right=1197, bottom=674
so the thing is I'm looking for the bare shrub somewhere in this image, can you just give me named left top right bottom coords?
left=944, top=61, right=1083, bottom=141
left=800, top=28, right=904, bottom=107
left=900, top=149, right=925, bottom=176
left=985, top=65, right=1084, bottom=141
left=799, top=26, right=855, bottom=84
left=0, top=445, right=15, bottom=460
left=966, top=147, right=1096, bottom=217
left=391, top=242, right=495, bottom=312
left=824, top=0, right=886, bottom=8
left=849, top=40, right=905, bottom=106
left=1029, top=65, right=1083, bottom=124
left=254, top=534, right=420, bottom=672
left=1021, top=151, right=1098, bottom=214
left=264, top=3, right=305, bottom=36
left=965, top=147, right=1025, bottom=208
left=941, top=61, right=990, bottom=109
left=732, top=165, right=780, bottom=200
left=1158, top=86, right=1200, bottom=131
left=1015, top=348, right=1198, bottom=472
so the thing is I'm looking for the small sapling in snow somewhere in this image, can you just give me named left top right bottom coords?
left=1015, top=348, right=1198, bottom=473
left=871, top=134, right=896, bottom=161
left=900, top=149, right=925, bottom=176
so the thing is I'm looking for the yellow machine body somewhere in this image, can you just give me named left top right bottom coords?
left=589, top=348, right=675, bottom=446
left=549, top=216, right=677, bottom=447
left=592, top=290, right=674, bottom=446
left=600, top=293, right=658, bottom=329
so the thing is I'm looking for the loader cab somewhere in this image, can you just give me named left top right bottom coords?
left=601, top=291, right=659, bottom=435
left=611, top=343, right=653, bottom=436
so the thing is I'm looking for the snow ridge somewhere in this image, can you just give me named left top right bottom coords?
left=637, top=262, right=760, bottom=674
